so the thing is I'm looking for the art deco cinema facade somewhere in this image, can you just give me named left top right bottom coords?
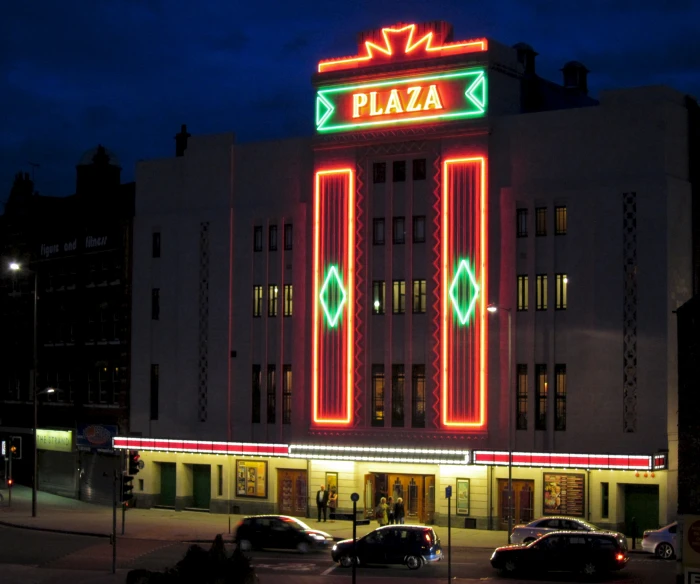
left=125, top=22, right=694, bottom=532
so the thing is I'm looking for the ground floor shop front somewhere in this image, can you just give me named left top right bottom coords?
left=113, top=438, right=671, bottom=536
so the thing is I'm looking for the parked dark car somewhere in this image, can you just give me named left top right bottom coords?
left=234, top=515, right=333, bottom=553
left=490, top=531, right=629, bottom=577
left=332, top=525, right=442, bottom=570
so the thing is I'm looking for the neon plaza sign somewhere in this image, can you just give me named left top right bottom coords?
left=316, top=68, right=487, bottom=133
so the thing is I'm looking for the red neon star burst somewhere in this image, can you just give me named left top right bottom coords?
left=318, top=23, right=487, bottom=73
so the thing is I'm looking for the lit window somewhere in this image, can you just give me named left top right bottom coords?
left=372, top=281, right=385, bottom=315
left=372, top=365, right=385, bottom=426
left=555, top=364, right=566, bottom=431
left=412, top=279, right=426, bottom=313
left=283, top=284, right=293, bottom=317
left=391, top=364, right=405, bottom=427
left=535, top=207, right=547, bottom=236
left=535, top=364, right=547, bottom=430
left=555, top=206, right=567, bottom=235
left=392, top=280, right=406, bottom=314
left=536, top=275, right=547, bottom=311
left=411, top=365, right=425, bottom=428
left=517, top=275, right=528, bottom=311
left=555, top=274, right=568, bottom=310
left=268, top=285, right=278, bottom=317
left=516, top=364, right=527, bottom=430
left=282, top=365, right=292, bottom=424
left=252, top=286, right=263, bottom=317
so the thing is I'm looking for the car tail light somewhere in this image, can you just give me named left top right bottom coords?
left=616, top=553, right=625, bottom=561
left=424, top=533, right=432, bottom=544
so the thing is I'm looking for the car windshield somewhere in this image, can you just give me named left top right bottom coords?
left=281, top=517, right=312, bottom=531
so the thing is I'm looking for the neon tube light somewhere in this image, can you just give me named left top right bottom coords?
left=318, top=23, right=487, bottom=73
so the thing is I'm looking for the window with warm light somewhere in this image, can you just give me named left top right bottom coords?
left=555, top=206, right=567, bottom=235
left=371, top=364, right=385, bottom=426
left=536, top=207, right=547, bottom=236
left=373, top=162, right=386, bottom=184
left=536, top=274, right=548, bottom=310
left=535, top=364, right=547, bottom=430
left=555, top=364, right=566, bottom=431
left=392, top=280, right=406, bottom=314
left=517, top=275, right=529, bottom=311
left=372, top=280, right=385, bottom=314
left=391, top=364, right=405, bottom=427
left=516, top=208, right=528, bottom=237
left=252, top=286, right=263, bottom=317
left=267, top=365, right=276, bottom=424
left=283, top=284, right=293, bottom=317
left=252, top=365, right=261, bottom=423
left=411, top=365, right=426, bottom=428
left=268, top=285, right=278, bottom=317
left=412, top=279, right=426, bottom=313
left=373, top=218, right=385, bottom=245
left=282, top=365, right=292, bottom=424
left=516, top=364, right=527, bottom=430
left=555, top=274, right=568, bottom=310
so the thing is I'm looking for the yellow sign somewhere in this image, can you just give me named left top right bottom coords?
left=37, top=429, right=73, bottom=452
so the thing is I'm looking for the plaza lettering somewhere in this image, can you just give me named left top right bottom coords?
left=352, top=84, right=444, bottom=118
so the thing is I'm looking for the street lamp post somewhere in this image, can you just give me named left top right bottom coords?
left=487, top=304, right=513, bottom=541
left=10, top=262, right=40, bottom=517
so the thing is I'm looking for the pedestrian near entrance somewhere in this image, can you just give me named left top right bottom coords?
left=376, top=496, right=389, bottom=526
left=316, top=485, right=329, bottom=522
left=394, top=497, right=405, bottom=524
left=387, top=496, right=395, bottom=524
left=328, top=489, right=338, bottom=522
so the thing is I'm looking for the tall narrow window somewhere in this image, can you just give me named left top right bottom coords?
left=371, top=365, right=385, bottom=426
left=373, top=218, right=385, bottom=245
left=555, top=274, right=568, bottom=310
left=267, top=364, right=276, bottom=424
left=253, top=226, right=263, bottom=252
left=253, top=285, right=263, bottom=317
left=282, top=364, right=292, bottom=424
left=555, top=364, right=566, bottom=431
left=601, top=483, right=609, bottom=518
left=516, top=364, right=527, bottom=430
left=391, top=365, right=405, bottom=427
left=269, top=225, right=278, bottom=251
left=392, top=280, right=406, bottom=314
left=152, top=232, right=161, bottom=258
left=517, top=275, right=529, bottom=311
left=284, top=223, right=293, bottom=250
left=151, top=288, right=160, bottom=320
left=252, top=365, right=261, bottom=423
left=535, top=207, right=547, bottom=236
left=536, top=275, right=548, bottom=310
left=373, top=162, right=386, bottom=183
left=372, top=281, right=385, bottom=315
left=535, top=364, right=548, bottom=430
left=412, top=279, right=426, bottom=313
left=555, top=206, right=567, bottom=235
left=268, top=285, right=278, bottom=317
left=413, top=215, right=426, bottom=243
left=283, top=284, right=293, bottom=316
left=393, top=217, right=406, bottom=244
left=393, top=160, right=406, bottom=182
left=411, top=365, right=425, bottom=428
left=150, top=364, right=159, bottom=421
left=516, top=208, right=528, bottom=237
left=412, top=158, right=426, bottom=180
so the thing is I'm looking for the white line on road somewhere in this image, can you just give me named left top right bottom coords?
left=321, top=566, right=336, bottom=575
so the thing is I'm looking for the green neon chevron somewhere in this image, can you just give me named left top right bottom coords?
left=448, top=258, right=480, bottom=326
left=316, top=94, right=334, bottom=128
left=464, top=71, right=486, bottom=111
left=319, top=264, right=347, bottom=327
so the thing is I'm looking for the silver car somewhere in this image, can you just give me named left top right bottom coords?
left=642, top=522, right=677, bottom=559
left=510, top=516, right=600, bottom=544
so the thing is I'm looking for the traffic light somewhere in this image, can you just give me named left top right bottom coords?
left=7, top=478, right=13, bottom=487
left=122, top=475, right=134, bottom=505
left=128, top=452, right=141, bottom=475
left=9, top=436, right=22, bottom=460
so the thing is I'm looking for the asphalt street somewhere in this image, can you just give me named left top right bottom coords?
left=0, top=526, right=678, bottom=583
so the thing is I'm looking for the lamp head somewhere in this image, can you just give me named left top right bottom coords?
left=487, top=305, right=498, bottom=313
left=9, top=262, right=20, bottom=271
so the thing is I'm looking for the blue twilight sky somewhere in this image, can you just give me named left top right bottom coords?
left=1, top=0, right=699, bottom=200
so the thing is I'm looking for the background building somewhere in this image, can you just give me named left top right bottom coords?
left=0, top=145, right=135, bottom=503
left=126, top=22, right=694, bottom=533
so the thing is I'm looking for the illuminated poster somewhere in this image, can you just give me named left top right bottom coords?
left=236, top=460, right=268, bottom=498
left=543, top=473, right=585, bottom=517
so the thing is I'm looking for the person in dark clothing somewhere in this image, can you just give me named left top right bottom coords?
left=316, top=485, right=329, bottom=522
left=387, top=496, right=395, bottom=524
left=394, top=497, right=405, bottom=524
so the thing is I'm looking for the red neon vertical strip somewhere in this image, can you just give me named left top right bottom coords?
left=313, top=168, right=354, bottom=425
left=441, top=157, right=487, bottom=428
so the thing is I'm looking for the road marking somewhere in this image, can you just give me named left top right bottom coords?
left=321, top=566, right=336, bottom=575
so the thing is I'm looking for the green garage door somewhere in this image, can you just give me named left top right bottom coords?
left=624, top=484, right=659, bottom=538
left=192, top=464, right=211, bottom=510
left=160, top=463, right=176, bottom=507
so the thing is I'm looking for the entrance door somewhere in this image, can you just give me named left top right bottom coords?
left=498, top=479, right=534, bottom=529
left=624, top=484, right=659, bottom=537
left=424, top=476, right=435, bottom=524
left=160, top=462, right=176, bottom=507
left=364, top=474, right=376, bottom=518
left=277, top=469, right=307, bottom=516
left=192, top=464, right=211, bottom=510
left=387, top=474, right=426, bottom=523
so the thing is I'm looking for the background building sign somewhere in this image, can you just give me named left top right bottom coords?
left=77, top=424, right=117, bottom=451
left=38, top=232, right=115, bottom=259
left=37, top=429, right=73, bottom=452
left=543, top=473, right=585, bottom=517
left=236, top=460, right=267, bottom=498
left=316, top=68, right=486, bottom=133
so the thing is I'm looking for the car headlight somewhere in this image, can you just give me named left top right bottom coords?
left=332, top=544, right=337, bottom=551
left=490, top=552, right=497, bottom=561
left=311, top=534, right=325, bottom=540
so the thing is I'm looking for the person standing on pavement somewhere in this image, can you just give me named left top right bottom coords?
left=394, top=497, right=405, bottom=524
left=376, top=496, right=389, bottom=526
left=387, top=496, right=395, bottom=524
left=328, top=488, right=338, bottom=522
left=316, top=485, right=329, bottom=522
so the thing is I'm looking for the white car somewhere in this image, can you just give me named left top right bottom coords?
left=510, top=516, right=600, bottom=544
left=642, top=522, right=677, bottom=559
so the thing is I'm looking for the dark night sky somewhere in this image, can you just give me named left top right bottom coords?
left=2, top=0, right=699, bottom=200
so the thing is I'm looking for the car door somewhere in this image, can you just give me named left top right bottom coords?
left=255, top=518, right=273, bottom=549
left=269, top=518, right=293, bottom=549
left=360, top=530, right=388, bottom=564
left=383, top=528, right=407, bottom=564
left=530, top=534, right=566, bottom=572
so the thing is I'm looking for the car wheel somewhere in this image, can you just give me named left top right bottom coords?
left=582, top=561, right=598, bottom=576
left=297, top=542, right=310, bottom=554
left=523, top=538, right=535, bottom=544
left=406, top=555, right=422, bottom=570
left=656, top=543, right=675, bottom=559
left=339, top=555, right=358, bottom=568
left=238, top=539, right=252, bottom=552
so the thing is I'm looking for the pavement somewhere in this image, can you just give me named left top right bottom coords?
left=0, top=485, right=508, bottom=548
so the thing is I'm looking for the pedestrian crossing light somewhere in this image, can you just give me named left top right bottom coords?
left=122, top=475, right=134, bottom=505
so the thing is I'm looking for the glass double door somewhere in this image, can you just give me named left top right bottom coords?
left=365, top=473, right=435, bottom=524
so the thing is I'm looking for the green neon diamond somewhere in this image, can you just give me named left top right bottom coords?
left=448, top=258, right=480, bottom=326
left=464, top=71, right=486, bottom=112
left=319, top=265, right=347, bottom=327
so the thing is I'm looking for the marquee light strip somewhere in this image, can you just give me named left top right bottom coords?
left=318, top=23, right=487, bottom=73
left=289, top=444, right=471, bottom=465
left=112, top=437, right=289, bottom=457
left=473, top=451, right=655, bottom=471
